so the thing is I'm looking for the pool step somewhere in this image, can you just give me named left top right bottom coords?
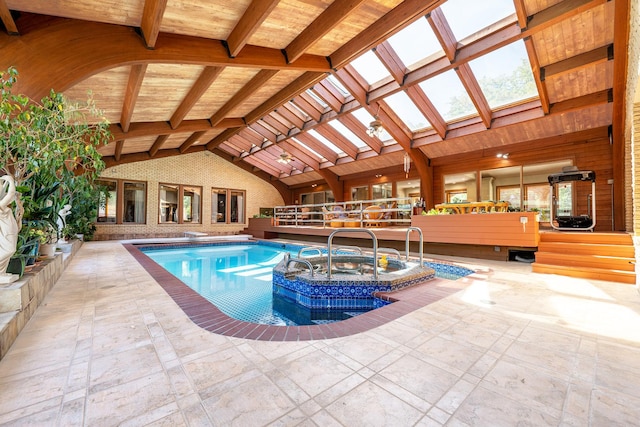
left=532, top=232, right=636, bottom=284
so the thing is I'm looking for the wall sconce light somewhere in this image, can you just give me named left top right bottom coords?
left=496, top=153, right=509, bottom=159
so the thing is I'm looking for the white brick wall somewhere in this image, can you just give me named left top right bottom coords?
left=94, top=151, right=284, bottom=239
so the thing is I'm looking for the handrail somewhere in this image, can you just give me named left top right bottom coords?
left=297, top=246, right=324, bottom=258
left=327, top=228, right=378, bottom=280
left=331, top=245, right=363, bottom=255
left=405, top=226, right=423, bottom=265
left=285, top=256, right=315, bottom=277
left=377, top=247, right=401, bottom=259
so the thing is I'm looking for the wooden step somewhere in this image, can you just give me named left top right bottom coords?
left=534, top=252, right=635, bottom=272
left=532, top=263, right=637, bottom=284
left=537, top=241, right=635, bottom=258
left=539, top=231, right=632, bottom=245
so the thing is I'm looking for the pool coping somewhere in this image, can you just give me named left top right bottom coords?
left=124, top=242, right=476, bottom=341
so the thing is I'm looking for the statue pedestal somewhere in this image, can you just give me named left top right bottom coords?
left=0, top=273, right=19, bottom=284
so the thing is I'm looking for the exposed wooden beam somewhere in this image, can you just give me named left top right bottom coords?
left=263, top=144, right=307, bottom=171
left=513, top=0, right=529, bottom=29
left=316, top=168, right=344, bottom=202
left=262, top=114, right=291, bottom=135
left=456, top=63, right=492, bottom=128
left=549, top=89, right=611, bottom=114
left=337, top=113, right=383, bottom=154
left=120, top=64, right=147, bottom=133
left=114, top=140, right=124, bottom=162
left=273, top=106, right=304, bottom=129
left=427, top=8, right=457, bottom=62
left=226, top=0, right=280, bottom=57
left=405, top=85, right=447, bottom=138
left=140, top=0, right=168, bottom=48
left=523, top=37, right=550, bottom=115
left=330, top=0, right=447, bottom=68
left=373, top=42, right=406, bottom=85
left=109, top=118, right=243, bottom=140
left=291, top=95, right=323, bottom=122
left=149, top=134, right=169, bottom=157
left=170, top=66, right=224, bottom=129
left=179, top=131, right=207, bottom=153
left=248, top=121, right=278, bottom=143
left=543, top=45, right=612, bottom=79
left=311, top=83, right=343, bottom=112
left=206, top=127, right=244, bottom=151
left=527, top=0, right=605, bottom=32
left=285, top=0, right=366, bottom=63
left=0, top=0, right=18, bottom=35
left=314, top=125, right=359, bottom=159
left=293, top=132, right=340, bottom=164
left=333, top=66, right=368, bottom=105
left=278, top=140, right=321, bottom=170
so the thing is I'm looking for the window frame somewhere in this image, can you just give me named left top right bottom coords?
left=96, top=178, right=147, bottom=225
left=158, top=183, right=202, bottom=225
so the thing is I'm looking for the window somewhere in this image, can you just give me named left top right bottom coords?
left=159, top=183, right=201, bottom=224
left=372, top=183, right=392, bottom=200
left=97, top=179, right=147, bottom=224
left=212, top=188, right=246, bottom=224
left=351, top=185, right=368, bottom=201
left=446, top=190, right=467, bottom=203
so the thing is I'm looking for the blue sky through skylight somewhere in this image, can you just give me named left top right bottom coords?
left=418, top=70, right=477, bottom=122
left=387, top=17, right=443, bottom=70
left=440, top=0, right=516, bottom=41
left=350, top=50, right=391, bottom=86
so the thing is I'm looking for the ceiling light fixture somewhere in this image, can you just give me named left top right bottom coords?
left=367, top=104, right=384, bottom=138
left=277, top=150, right=292, bottom=164
left=496, top=153, right=509, bottom=159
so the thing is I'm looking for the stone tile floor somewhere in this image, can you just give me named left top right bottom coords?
left=0, top=240, right=639, bottom=426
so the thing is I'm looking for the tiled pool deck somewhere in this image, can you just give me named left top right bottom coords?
left=1, top=240, right=640, bottom=425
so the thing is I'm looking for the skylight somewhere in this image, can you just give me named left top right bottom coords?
left=328, top=120, right=368, bottom=149
left=326, top=74, right=351, bottom=97
left=387, top=17, right=444, bottom=70
left=468, top=40, right=538, bottom=109
left=351, top=108, right=393, bottom=142
left=384, top=91, right=430, bottom=131
left=292, top=137, right=324, bottom=161
left=439, top=0, right=516, bottom=42
left=307, top=129, right=344, bottom=155
left=350, top=50, right=391, bottom=87
left=418, top=70, right=477, bottom=122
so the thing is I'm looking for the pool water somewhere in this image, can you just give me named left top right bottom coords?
left=141, top=242, right=471, bottom=326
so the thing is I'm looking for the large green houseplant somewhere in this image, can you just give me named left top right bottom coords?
left=0, top=67, right=111, bottom=277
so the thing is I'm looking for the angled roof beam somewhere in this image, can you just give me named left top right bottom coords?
left=179, top=131, right=207, bottom=153
left=285, top=0, right=366, bottom=63
left=523, top=37, right=550, bottom=114
left=277, top=140, right=321, bottom=170
left=374, top=42, right=406, bottom=85
left=513, top=0, right=528, bottom=29
left=293, top=133, right=340, bottom=164
left=261, top=114, right=292, bottom=135
left=121, top=64, right=147, bottom=133
left=282, top=101, right=311, bottom=125
left=314, top=125, right=359, bottom=159
left=316, top=168, right=344, bottom=202
left=140, top=0, right=168, bottom=48
left=427, top=8, right=457, bottom=62
left=274, top=105, right=305, bottom=129
left=291, top=95, right=323, bottom=122
left=404, top=86, right=447, bottom=138
left=262, top=145, right=307, bottom=171
left=228, top=134, right=254, bottom=152
left=225, top=0, right=280, bottom=58
left=114, top=140, right=124, bottom=162
left=218, top=142, right=243, bottom=158
left=249, top=121, right=279, bottom=143
left=311, top=83, right=343, bottom=112
left=206, top=127, right=245, bottom=151
left=170, top=66, right=224, bottom=129
left=110, top=118, right=244, bottom=140
left=149, top=134, right=169, bottom=157
left=0, top=0, right=18, bottom=35
left=337, top=113, right=384, bottom=154
left=245, top=153, right=289, bottom=177
left=210, top=69, right=279, bottom=126
left=543, top=44, right=612, bottom=79
left=334, top=66, right=368, bottom=105
left=456, top=63, right=492, bottom=129
left=330, top=0, right=447, bottom=68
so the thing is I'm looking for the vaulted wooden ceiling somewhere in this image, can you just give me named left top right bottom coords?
left=0, top=0, right=632, bottom=197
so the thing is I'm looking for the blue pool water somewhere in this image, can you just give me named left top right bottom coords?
left=141, top=242, right=472, bottom=326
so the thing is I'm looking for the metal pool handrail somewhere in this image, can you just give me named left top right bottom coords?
left=297, top=246, right=324, bottom=258
left=377, top=247, right=401, bottom=260
left=405, top=227, right=424, bottom=265
left=284, top=253, right=315, bottom=277
left=331, top=245, right=363, bottom=255
left=327, top=228, right=378, bottom=280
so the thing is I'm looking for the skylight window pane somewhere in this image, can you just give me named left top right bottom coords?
left=387, top=18, right=443, bottom=70
left=418, top=70, right=476, bottom=122
left=328, top=120, right=367, bottom=149
left=350, top=50, right=391, bottom=86
left=351, top=109, right=393, bottom=142
left=468, top=41, right=538, bottom=109
left=440, top=0, right=515, bottom=42
left=306, top=89, right=327, bottom=108
left=307, top=130, right=343, bottom=155
left=326, top=75, right=351, bottom=97
left=384, top=91, right=430, bottom=131
left=291, top=138, right=323, bottom=161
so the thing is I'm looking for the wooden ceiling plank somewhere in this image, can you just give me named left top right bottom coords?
left=218, top=142, right=243, bottom=158
left=427, top=8, right=457, bottom=62
left=405, top=85, right=447, bottom=138
left=330, top=0, right=447, bottom=69
left=275, top=104, right=305, bottom=129
left=374, top=42, right=406, bottom=85
left=120, top=64, right=148, bottom=133
left=298, top=90, right=329, bottom=116
left=210, top=69, right=279, bottom=126
left=334, top=66, right=368, bottom=105
left=140, top=0, right=169, bottom=48
left=337, top=113, right=383, bottom=154
left=314, top=125, right=359, bottom=159
left=170, top=66, right=224, bottom=129
left=110, top=118, right=243, bottom=140
left=226, top=0, right=280, bottom=58
left=262, top=114, right=292, bottom=135
left=149, top=134, right=169, bottom=157
left=310, top=84, right=342, bottom=112
left=237, top=128, right=265, bottom=147
left=262, top=145, right=307, bottom=171
left=249, top=121, right=278, bottom=143
left=179, top=131, right=207, bottom=153
left=0, top=0, right=18, bottom=35
left=206, top=127, right=244, bottom=151
left=455, top=63, right=492, bottom=129
left=526, top=0, right=606, bottom=32
left=244, top=153, right=285, bottom=177
left=523, top=37, right=550, bottom=115
left=285, top=0, right=367, bottom=63
left=319, top=80, right=347, bottom=105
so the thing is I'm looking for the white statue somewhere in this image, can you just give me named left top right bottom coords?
left=57, top=203, right=72, bottom=239
left=0, top=175, right=19, bottom=283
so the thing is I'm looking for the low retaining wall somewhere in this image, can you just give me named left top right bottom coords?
left=0, top=240, right=81, bottom=360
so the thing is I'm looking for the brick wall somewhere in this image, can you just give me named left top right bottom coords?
left=94, top=151, right=284, bottom=240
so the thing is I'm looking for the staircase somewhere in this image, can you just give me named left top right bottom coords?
left=532, top=232, right=636, bottom=284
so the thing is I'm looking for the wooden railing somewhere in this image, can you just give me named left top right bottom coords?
left=274, top=197, right=414, bottom=227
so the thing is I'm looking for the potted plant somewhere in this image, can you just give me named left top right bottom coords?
left=34, top=222, right=58, bottom=258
